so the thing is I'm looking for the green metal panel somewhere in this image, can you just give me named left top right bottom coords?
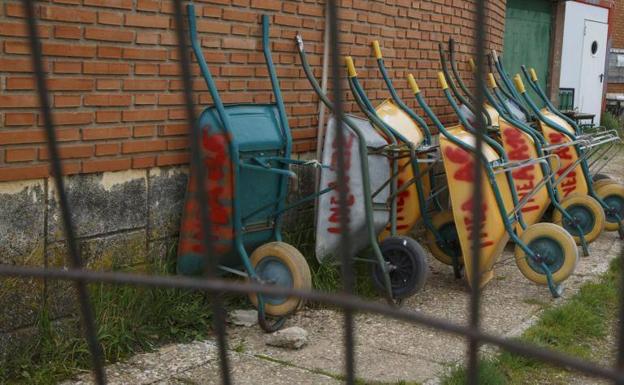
left=503, top=0, right=553, bottom=105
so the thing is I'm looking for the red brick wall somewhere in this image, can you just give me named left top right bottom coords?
left=608, top=0, right=624, bottom=92
left=0, top=0, right=506, bottom=182
left=611, top=0, right=624, bottom=49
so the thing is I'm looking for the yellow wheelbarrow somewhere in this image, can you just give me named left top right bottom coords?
left=406, top=72, right=579, bottom=297
left=346, top=53, right=465, bottom=278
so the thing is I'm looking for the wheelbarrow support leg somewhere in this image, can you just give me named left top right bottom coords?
left=257, top=294, right=287, bottom=332
left=540, top=262, right=563, bottom=298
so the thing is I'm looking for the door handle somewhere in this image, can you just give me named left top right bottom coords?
left=600, top=73, right=604, bottom=83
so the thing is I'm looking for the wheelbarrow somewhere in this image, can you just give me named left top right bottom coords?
left=296, top=35, right=428, bottom=302
left=407, top=72, right=579, bottom=297
left=364, top=42, right=466, bottom=278
left=438, top=39, right=500, bottom=129
left=488, top=52, right=624, bottom=238
left=346, top=55, right=434, bottom=240
left=512, top=75, right=624, bottom=238
left=488, top=51, right=533, bottom=122
left=446, top=45, right=607, bottom=254
left=480, top=72, right=606, bottom=254
left=521, top=65, right=622, bottom=185
left=492, top=50, right=620, bottom=157
left=177, top=5, right=317, bottom=332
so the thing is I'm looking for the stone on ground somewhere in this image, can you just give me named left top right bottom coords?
left=264, top=326, right=308, bottom=349
left=229, top=309, right=258, bottom=327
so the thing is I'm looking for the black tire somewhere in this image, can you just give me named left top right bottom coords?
left=371, top=236, right=428, bottom=299
left=592, top=173, right=612, bottom=182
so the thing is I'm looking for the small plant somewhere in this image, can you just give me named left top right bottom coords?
left=600, top=111, right=621, bottom=132
left=282, top=206, right=378, bottom=300
left=441, top=359, right=507, bottom=385
left=0, top=256, right=214, bottom=385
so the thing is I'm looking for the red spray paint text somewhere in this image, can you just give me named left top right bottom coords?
left=327, top=132, right=356, bottom=234
left=444, top=145, right=495, bottom=248
left=502, top=127, right=540, bottom=213
left=548, top=131, right=577, bottom=197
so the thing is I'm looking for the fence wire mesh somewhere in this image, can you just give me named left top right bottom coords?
left=1, top=0, right=623, bottom=384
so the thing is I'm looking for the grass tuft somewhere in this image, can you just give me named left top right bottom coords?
left=283, top=208, right=380, bottom=301
left=0, top=258, right=214, bottom=385
left=601, top=111, right=622, bottom=132
left=2, top=206, right=414, bottom=383
left=441, top=258, right=621, bottom=385
left=441, top=360, right=507, bottom=385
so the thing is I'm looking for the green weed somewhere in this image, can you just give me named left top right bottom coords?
left=441, top=258, right=621, bottom=385
left=601, top=111, right=622, bottom=131
left=441, top=360, right=507, bottom=385
left=0, top=259, right=213, bottom=385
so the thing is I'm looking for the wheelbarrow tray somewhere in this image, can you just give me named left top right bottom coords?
left=375, top=99, right=431, bottom=238
left=484, top=104, right=500, bottom=127
left=178, top=103, right=289, bottom=274
left=315, top=115, right=391, bottom=263
left=499, top=118, right=550, bottom=230
left=457, top=104, right=500, bottom=129
left=537, top=109, right=589, bottom=199
left=440, top=126, right=515, bottom=287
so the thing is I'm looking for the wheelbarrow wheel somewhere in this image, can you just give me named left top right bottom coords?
left=371, top=236, right=428, bottom=300
left=594, top=183, right=624, bottom=231
left=514, top=223, right=578, bottom=285
left=592, top=172, right=612, bottom=182
left=593, top=176, right=615, bottom=192
left=426, top=210, right=463, bottom=267
left=248, top=242, right=311, bottom=317
left=552, top=193, right=605, bottom=244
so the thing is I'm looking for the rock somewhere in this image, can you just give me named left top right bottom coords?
left=264, top=327, right=308, bottom=349
left=229, top=310, right=258, bottom=327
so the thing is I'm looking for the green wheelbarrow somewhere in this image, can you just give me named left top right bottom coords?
left=177, top=4, right=318, bottom=332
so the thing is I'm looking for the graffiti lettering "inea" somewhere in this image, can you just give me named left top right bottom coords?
left=327, top=132, right=356, bottom=234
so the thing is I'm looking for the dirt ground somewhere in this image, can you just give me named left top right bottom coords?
left=64, top=151, right=624, bottom=385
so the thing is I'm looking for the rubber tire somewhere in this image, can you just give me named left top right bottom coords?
left=593, top=178, right=616, bottom=192
left=514, top=223, right=579, bottom=285
left=595, top=183, right=624, bottom=231
left=552, top=193, right=605, bottom=244
left=425, top=210, right=463, bottom=266
left=248, top=242, right=312, bottom=317
left=592, top=173, right=612, bottom=182
left=371, top=236, right=428, bottom=299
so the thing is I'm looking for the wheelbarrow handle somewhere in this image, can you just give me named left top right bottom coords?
left=372, top=40, right=432, bottom=144
left=186, top=3, right=230, bottom=129
left=372, top=40, right=383, bottom=59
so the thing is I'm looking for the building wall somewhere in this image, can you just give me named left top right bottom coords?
left=1, top=0, right=506, bottom=183
left=559, top=1, right=609, bottom=109
left=0, top=0, right=508, bottom=349
left=607, top=0, right=624, bottom=94
left=611, top=0, right=624, bottom=48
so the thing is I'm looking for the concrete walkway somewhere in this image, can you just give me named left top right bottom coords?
left=65, top=157, right=623, bottom=385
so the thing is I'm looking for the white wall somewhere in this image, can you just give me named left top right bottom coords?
left=559, top=1, right=609, bottom=108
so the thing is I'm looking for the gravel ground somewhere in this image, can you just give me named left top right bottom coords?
left=64, top=150, right=624, bottom=385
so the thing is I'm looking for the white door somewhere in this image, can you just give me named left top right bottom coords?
left=579, top=20, right=608, bottom=125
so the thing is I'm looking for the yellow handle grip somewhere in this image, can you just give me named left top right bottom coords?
left=372, top=40, right=382, bottom=59
left=469, top=58, right=476, bottom=73
left=530, top=68, right=538, bottom=82
left=487, top=73, right=497, bottom=89
left=345, top=56, right=357, bottom=77
left=437, top=72, right=449, bottom=90
left=407, top=73, right=420, bottom=94
left=513, top=74, right=526, bottom=94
